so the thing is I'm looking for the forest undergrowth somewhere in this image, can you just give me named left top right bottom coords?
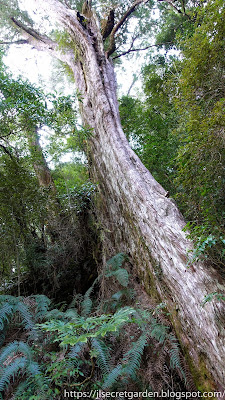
left=0, top=254, right=195, bottom=399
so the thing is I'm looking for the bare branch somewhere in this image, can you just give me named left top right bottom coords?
left=111, top=0, right=149, bottom=38
left=106, top=0, right=149, bottom=57
left=0, top=39, right=29, bottom=45
left=113, top=43, right=166, bottom=59
left=9, top=17, right=70, bottom=63
left=127, top=72, right=141, bottom=96
left=10, top=17, right=50, bottom=42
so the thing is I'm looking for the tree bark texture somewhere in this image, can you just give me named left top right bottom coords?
left=17, top=0, right=225, bottom=389
left=27, top=127, right=56, bottom=191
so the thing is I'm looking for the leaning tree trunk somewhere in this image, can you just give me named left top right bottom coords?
left=15, top=0, right=225, bottom=390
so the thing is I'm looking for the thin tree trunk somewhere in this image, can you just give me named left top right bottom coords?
left=13, top=0, right=225, bottom=389
left=27, top=127, right=56, bottom=191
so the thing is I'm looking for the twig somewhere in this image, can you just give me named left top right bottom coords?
left=113, top=43, right=167, bottom=59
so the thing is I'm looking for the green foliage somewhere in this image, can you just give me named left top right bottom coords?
left=0, top=254, right=186, bottom=397
left=0, top=63, right=79, bottom=152
left=33, top=295, right=51, bottom=322
left=121, top=330, right=150, bottom=381
left=172, top=0, right=225, bottom=265
left=91, top=337, right=111, bottom=376
left=39, top=306, right=135, bottom=346
left=0, top=356, right=27, bottom=394
left=185, top=226, right=225, bottom=267
left=0, top=155, right=48, bottom=283
left=119, top=58, right=179, bottom=194
left=0, top=0, right=34, bottom=43
left=106, top=252, right=128, bottom=270
left=0, top=295, right=34, bottom=332
left=123, top=0, right=225, bottom=268
left=57, top=180, right=97, bottom=213
left=37, top=255, right=185, bottom=392
left=0, top=60, right=95, bottom=295
left=201, top=292, right=225, bottom=307
left=155, top=1, right=196, bottom=50
left=0, top=295, right=51, bottom=398
left=105, top=253, right=129, bottom=287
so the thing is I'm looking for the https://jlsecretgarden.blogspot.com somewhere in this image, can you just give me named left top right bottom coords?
left=63, top=389, right=225, bottom=399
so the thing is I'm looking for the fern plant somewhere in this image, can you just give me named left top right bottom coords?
left=0, top=295, right=51, bottom=399
left=0, top=254, right=187, bottom=397
left=101, top=309, right=186, bottom=390
left=0, top=341, right=45, bottom=399
left=0, top=294, right=51, bottom=333
left=105, top=253, right=129, bottom=287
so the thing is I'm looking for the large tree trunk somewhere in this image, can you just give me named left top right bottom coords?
left=15, top=0, right=225, bottom=389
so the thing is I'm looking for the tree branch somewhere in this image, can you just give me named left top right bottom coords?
left=113, top=43, right=167, bottom=59
left=0, top=143, right=14, bottom=159
left=106, top=0, right=149, bottom=57
left=111, top=0, right=149, bottom=38
left=127, top=72, right=141, bottom=96
left=181, top=0, right=186, bottom=14
left=157, top=0, right=191, bottom=18
left=0, top=39, right=29, bottom=45
left=9, top=16, right=75, bottom=66
left=161, top=0, right=182, bottom=14
left=10, top=17, right=51, bottom=43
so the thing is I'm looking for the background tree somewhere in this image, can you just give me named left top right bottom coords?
left=119, top=55, right=179, bottom=194
left=0, top=60, right=98, bottom=300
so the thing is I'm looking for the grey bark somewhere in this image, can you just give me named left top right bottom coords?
left=27, top=127, right=56, bottom=191
left=14, top=0, right=225, bottom=389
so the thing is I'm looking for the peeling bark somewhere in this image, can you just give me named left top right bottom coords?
left=14, top=0, right=225, bottom=389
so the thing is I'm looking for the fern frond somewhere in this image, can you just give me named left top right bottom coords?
left=168, top=333, right=185, bottom=379
left=0, top=356, right=26, bottom=392
left=81, top=276, right=100, bottom=318
left=91, top=337, right=111, bottom=376
left=12, top=366, right=48, bottom=400
left=113, top=306, right=135, bottom=321
left=0, top=295, right=16, bottom=304
left=69, top=342, right=86, bottom=359
left=0, top=341, right=32, bottom=366
left=106, top=253, right=127, bottom=271
left=15, top=301, right=34, bottom=330
left=150, top=321, right=168, bottom=343
left=26, top=360, right=41, bottom=377
left=64, top=308, right=79, bottom=320
left=69, top=293, right=83, bottom=309
left=44, top=309, right=65, bottom=320
left=122, top=330, right=150, bottom=380
left=0, top=303, right=14, bottom=330
left=105, top=268, right=129, bottom=287
left=81, top=292, right=92, bottom=318
left=33, top=295, right=51, bottom=321
left=12, top=380, right=28, bottom=399
left=102, top=364, right=123, bottom=390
